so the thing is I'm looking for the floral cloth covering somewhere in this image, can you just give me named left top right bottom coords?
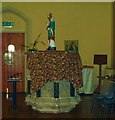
left=27, top=51, right=83, bottom=93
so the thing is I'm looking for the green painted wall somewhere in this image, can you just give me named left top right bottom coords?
left=2, top=2, right=113, bottom=91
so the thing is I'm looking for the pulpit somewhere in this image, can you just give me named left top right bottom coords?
left=25, top=51, right=83, bottom=113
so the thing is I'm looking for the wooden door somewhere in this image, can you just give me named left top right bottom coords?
left=2, top=33, right=25, bottom=93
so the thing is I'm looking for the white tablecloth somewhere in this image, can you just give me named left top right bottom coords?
left=79, top=66, right=94, bottom=94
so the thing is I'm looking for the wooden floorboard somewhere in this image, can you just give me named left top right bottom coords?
left=1, top=93, right=115, bottom=119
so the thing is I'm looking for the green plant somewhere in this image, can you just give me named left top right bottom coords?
left=22, top=33, right=45, bottom=52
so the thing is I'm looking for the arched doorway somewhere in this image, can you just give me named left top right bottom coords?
left=2, top=6, right=32, bottom=92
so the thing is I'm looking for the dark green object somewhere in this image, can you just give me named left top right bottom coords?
left=27, top=80, right=31, bottom=95
left=2, top=21, right=14, bottom=27
left=36, top=89, right=41, bottom=97
left=54, top=82, right=59, bottom=98
left=70, top=82, right=75, bottom=97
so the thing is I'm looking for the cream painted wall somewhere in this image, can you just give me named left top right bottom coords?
left=2, top=2, right=112, bottom=90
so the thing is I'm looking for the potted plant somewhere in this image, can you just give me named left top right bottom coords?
left=22, top=33, right=45, bottom=53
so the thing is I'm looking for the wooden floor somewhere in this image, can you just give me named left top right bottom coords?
left=2, top=93, right=115, bottom=119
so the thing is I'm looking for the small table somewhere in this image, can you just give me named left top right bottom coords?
left=7, top=78, right=22, bottom=109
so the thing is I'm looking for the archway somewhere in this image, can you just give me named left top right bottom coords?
left=1, top=6, right=32, bottom=92
left=2, top=5, right=32, bottom=42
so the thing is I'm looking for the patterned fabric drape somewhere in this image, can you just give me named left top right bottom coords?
left=27, top=51, right=83, bottom=93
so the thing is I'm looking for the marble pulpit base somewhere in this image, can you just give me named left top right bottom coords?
left=25, top=80, right=81, bottom=113
left=25, top=95, right=81, bottom=113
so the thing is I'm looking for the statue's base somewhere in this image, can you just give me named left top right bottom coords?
left=48, top=47, right=56, bottom=50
